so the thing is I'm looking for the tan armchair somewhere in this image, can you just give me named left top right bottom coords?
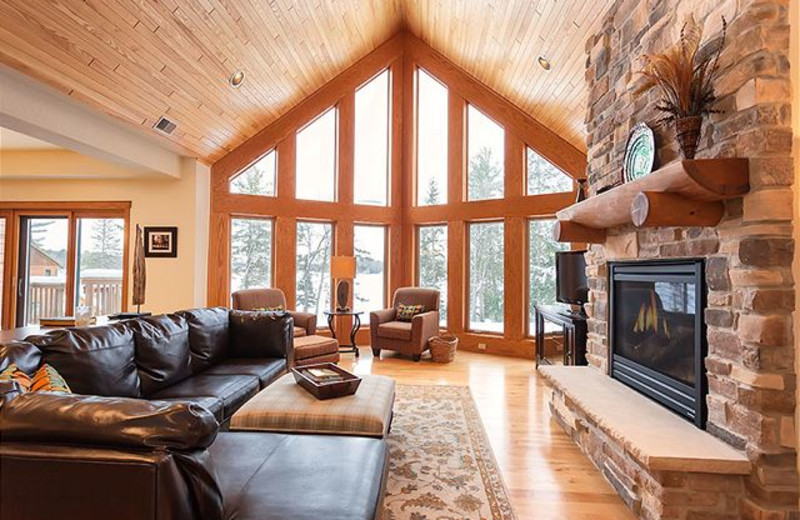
left=370, top=287, right=440, bottom=361
left=231, top=288, right=317, bottom=338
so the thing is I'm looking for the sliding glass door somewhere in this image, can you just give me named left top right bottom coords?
left=17, top=216, right=70, bottom=325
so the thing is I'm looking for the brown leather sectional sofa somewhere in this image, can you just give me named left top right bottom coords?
left=0, top=307, right=388, bottom=520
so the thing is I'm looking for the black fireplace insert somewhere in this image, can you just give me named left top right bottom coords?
left=609, top=259, right=707, bottom=427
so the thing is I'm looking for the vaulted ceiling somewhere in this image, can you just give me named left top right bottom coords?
left=0, top=0, right=614, bottom=163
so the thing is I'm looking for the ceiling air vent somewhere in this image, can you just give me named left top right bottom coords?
left=153, top=116, right=178, bottom=136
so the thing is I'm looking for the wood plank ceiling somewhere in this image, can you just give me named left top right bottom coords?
left=0, top=0, right=614, bottom=163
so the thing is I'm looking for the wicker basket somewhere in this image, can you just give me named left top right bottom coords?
left=429, top=333, right=458, bottom=363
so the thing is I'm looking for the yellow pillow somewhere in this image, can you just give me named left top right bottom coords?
left=30, top=364, right=71, bottom=393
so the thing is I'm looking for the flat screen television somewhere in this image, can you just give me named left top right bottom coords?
left=556, top=250, right=588, bottom=307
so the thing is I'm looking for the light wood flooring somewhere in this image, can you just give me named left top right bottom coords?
left=340, top=348, right=636, bottom=520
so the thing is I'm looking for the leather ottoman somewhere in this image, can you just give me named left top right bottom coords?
left=229, top=373, right=395, bottom=438
left=293, top=334, right=340, bottom=367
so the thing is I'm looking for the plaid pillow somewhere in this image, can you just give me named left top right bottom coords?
left=0, top=363, right=32, bottom=392
left=397, top=304, right=425, bottom=322
left=30, top=364, right=71, bottom=393
left=254, top=305, right=284, bottom=312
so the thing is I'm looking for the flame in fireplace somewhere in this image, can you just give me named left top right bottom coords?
left=633, top=290, right=670, bottom=338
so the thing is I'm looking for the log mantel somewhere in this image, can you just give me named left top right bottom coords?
left=553, top=159, right=750, bottom=243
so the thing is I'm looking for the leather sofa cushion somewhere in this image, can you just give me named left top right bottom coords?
left=149, top=374, right=259, bottom=419
left=202, top=359, right=286, bottom=388
left=177, top=307, right=230, bottom=373
left=0, top=341, right=42, bottom=374
left=229, top=311, right=293, bottom=359
left=210, top=432, right=387, bottom=520
left=377, top=321, right=412, bottom=341
left=154, top=395, right=225, bottom=423
left=131, top=315, right=192, bottom=395
left=1, top=392, right=218, bottom=450
left=31, top=324, right=141, bottom=397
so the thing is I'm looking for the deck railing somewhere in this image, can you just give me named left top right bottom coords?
left=27, top=276, right=123, bottom=324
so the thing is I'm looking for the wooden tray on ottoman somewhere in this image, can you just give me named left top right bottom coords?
left=291, top=363, right=362, bottom=400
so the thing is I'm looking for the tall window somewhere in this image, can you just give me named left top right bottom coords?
left=230, top=218, right=273, bottom=294
left=418, top=225, right=447, bottom=327
left=353, top=225, right=386, bottom=312
left=230, top=150, right=277, bottom=196
left=76, top=218, right=125, bottom=317
left=21, top=217, right=69, bottom=325
left=354, top=70, right=389, bottom=206
left=296, top=221, right=333, bottom=323
left=296, top=108, right=336, bottom=201
left=467, top=105, right=504, bottom=201
left=527, top=147, right=572, bottom=195
left=416, top=68, right=448, bottom=206
left=528, top=219, right=568, bottom=333
left=468, top=221, right=504, bottom=332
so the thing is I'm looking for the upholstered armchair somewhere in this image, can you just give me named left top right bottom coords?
left=231, top=288, right=317, bottom=338
left=370, top=287, right=440, bottom=362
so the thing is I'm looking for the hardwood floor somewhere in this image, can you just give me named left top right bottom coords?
left=340, top=349, right=636, bottom=520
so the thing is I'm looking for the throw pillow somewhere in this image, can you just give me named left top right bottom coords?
left=397, top=304, right=425, bottom=322
left=254, top=305, right=285, bottom=313
left=30, top=364, right=71, bottom=393
left=0, top=363, right=32, bottom=392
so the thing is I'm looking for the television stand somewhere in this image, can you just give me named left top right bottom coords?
left=534, top=305, right=587, bottom=366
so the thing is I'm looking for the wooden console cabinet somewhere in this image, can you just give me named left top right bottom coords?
left=534, top=304, right=587, bottom=366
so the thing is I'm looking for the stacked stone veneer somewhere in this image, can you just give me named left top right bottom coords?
left=568, top=0, right=798, bottom=517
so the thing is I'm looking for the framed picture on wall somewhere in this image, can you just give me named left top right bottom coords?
left=144, top=227, right=178, bottom=258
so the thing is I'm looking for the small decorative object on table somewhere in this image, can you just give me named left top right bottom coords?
left=575, top=179, right=587, bottom=202
left=291, top=362, right=362, bottom=400
left=623, top=122, right=656, bottom=183
left=429, top=332, right=458, bottom=363
left=637, top=16, right=727, bottom=159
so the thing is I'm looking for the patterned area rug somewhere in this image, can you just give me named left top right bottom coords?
left=384, top=385, right=516, bottom=520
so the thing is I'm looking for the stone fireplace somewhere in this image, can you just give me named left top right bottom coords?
left=540, top=0, right=798, bottom=518
left=609, top=259, right=707, bottom=427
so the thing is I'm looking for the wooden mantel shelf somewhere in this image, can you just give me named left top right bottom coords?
left=553, top=159, right=750, bottom=243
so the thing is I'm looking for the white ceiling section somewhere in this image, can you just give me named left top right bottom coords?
left=0, top=127, right=61, bottom=150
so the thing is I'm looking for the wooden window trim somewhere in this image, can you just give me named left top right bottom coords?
left=0, top=203, right=131, bottom=329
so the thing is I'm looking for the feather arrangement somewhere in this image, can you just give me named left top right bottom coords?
left=638, top=16, right=727, bottom=123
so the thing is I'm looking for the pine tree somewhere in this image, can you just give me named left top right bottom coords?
left=231, top=219, right=271, bottom=290
left=527, top=149, right=572, bottom=194
left=295, top=223, right=331, bottom=315
left=83, top=219, right=123, bottom=269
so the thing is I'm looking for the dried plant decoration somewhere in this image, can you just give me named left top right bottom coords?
left=637, top=16, right=727, bottom=159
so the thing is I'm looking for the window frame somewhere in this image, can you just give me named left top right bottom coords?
left=229, top=215, right=276, bottom=297
left=229, top=148, right=278, bottom=198
left=0, top=203, right=131, bottom=330
left=295, top=106, right=339, bottom=202
left=465, top=219, right=505, bottom=335
left=414, top=223, right=448, bottom=328
left=414, top=66, right=449, bottom=207
left=353, top=69, right=391, bottom=207
left=353, top=223, right=389, bottom=311
left=294, top=219, right=336, bottom=327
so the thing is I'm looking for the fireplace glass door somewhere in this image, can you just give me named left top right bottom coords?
left=609, top=259, right=706, bottom=427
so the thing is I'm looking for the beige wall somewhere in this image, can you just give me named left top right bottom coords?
left=0, top=157, right=210, bottom=314
left=792, top=0, right=800, bottom=484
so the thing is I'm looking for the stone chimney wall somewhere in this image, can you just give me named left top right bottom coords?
left=582, top=0, right=797, bottom=516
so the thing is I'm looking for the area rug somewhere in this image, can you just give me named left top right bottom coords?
left=384, top=385, right=517, bottom=520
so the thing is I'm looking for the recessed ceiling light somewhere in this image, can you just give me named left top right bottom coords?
left=537, top=55, right=552, bottom=71
left=229, top=70, right=245, bottom=88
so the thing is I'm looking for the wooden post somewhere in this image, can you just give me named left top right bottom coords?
left=630, top=191, right=725, bottom=228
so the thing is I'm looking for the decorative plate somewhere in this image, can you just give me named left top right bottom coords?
left=623, top=123, right=656, bottom=183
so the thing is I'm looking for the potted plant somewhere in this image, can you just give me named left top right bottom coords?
left=637, top=16, right=726, bottom=159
